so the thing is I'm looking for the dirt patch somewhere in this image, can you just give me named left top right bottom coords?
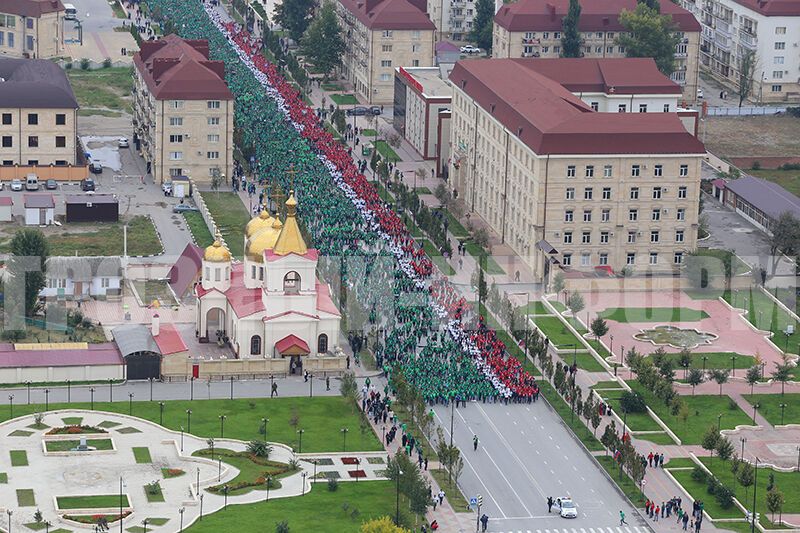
left=703, top=115, right=800, bottom=159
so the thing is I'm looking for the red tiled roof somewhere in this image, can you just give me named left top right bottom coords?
left=316, top=281, right=341, bottom=316
left=449, top=58, right=705, bottom=155
left=153, top=323, right=188, bottom=355
left=338, top=0, right=436, bottom=30
left=169, top=243, right=204, bottom=297
left=2, top=0, right=63, bottom=17
left=729, top=0, right=800, bottom=16
left=521, top=57, right=681, bottom=95
left=263, top=310, right=320, bottom=322
left=264, top=248, right=320, bottom=262
left=494, top=0, right=700, bottom=32
left=274, top=334, right=310, bottom=354
left=0, top=343, right=123, bottom=369
left=24, top=194, right=55, bottom=208
left=133, top=34, right=233, bottom=101
left=195, top=264, right=266, bottom=318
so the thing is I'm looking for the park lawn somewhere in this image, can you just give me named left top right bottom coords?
left=183, top=211, right=214, bottom=248
left=570, top=352, right=607, bottom=373
left=145, top=482, right=165, bottom=503
left=663, top=457, right=697, bottom=468
left=44, top=439, right=114, bottom=452
left=10, top=450, right=28, bottom=466
left=592, top=381, right=624, bottom=390
left=57, top=494, right=129, bottom=509
left=635, top=432, right=675, bottom=445
left=360, top=129, right=378, bottom=138
left=133, top=447, right=152, bottom=464
left=330, top=94, right=359, bottom=105
left=420, top=239, right=456, bottom=275
left=465, top=243, right=505, bottom=274
left=522, top=301, right=552, bottom=315
left=596, top=391, right=663, bottom=431
left=16, top=488, right=35, bottom=506
left=193, top=448, right=292, bottom=495
left=533, top=316, right=582, bottom=347
left=726, top=288, right=800, bottom=349
left=538, top=381, right=603, bottom=451
left=47, top=216, right=162, bottom=256
left=321, top=82, right=344, bottom=92
left=586, top=339, right=611, bottom=359
left=626, top=381, right=752, bottom=444
left=429, top=469, right=470, bottom=513
left=0, top=397, right=382, bottom=454
left=414, top=187, right=433, bottom=195
left=595, top=456, right=647, bottom=507
left=444, top=210, right=469, bottom=238
left=667, top=468, right=742, bottom=519
left=0, top=473, right=7, bottom=483
left=745, top=394, right=800, bottom=425
left=374, top=140, right=400, bottom=162
left=599, top=307, right=710, bottom=323
left=66, top=67, right=133, bottom=113
left=199, top=192, right=250, bottom=258
left=692, top=248, right=751, bottom=276
left=661, top=352, right=756, bottom=372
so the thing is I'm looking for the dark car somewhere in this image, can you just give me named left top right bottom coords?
left=81, top=178, right=96, bottom=192
left=45, top=179, right=59, bottom=190
left=346, top=106, right=369, bottom=117
left=89, top=161, right=103, bottom=174
left=172, top=204, right=199, bottom=213
left=369, top=106, right=381, bottom=115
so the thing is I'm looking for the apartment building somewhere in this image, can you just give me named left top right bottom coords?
left=0, top=58, right=78, bottom=167
left=448, top=58, right=706, bottom=280
left=492, top=0, right=702, bottom=104
left=133, top=35, right=234, bottom=184
left=0, top=0, right=64, bottom=59
left=680, top=0, right=800, bottom=103
left=332, top=0, right=436, bottom=104
left=428, top=0, right=477, bottom=41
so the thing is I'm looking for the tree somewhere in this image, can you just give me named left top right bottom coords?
left=470, top=0, right=494, bottom=52
left=716, top=436, right=734, bottom=462
left=738, top=461, right=754, bottom=501
left=638, top=0, right=661, bottom=10
left=744, top=365, right=761, bottom=397
left=590, top=316, right=608, bottom=340
left=561, top=0, right=582, bottom=57
left=340, top=371, right=359, bottom=411
left=300, top=4, right=345, bottom=78
left=360, top=517, right=410, bottom=533
left=701, top=424, right=720, bottom=463
left=710, top=368, right=729, bottom=396
left=566, top=291, right=585, bottom=317
left=766, top=487, right=785, bottom=522
left=616, top=4, right=681, bottom=75
left=600, top=421, right=619, bottom=455
left=274, top=0, right=315, bottom=42
left=737, top=48, right=757, bottom=108
left=772, top=362, right=792, bottom=396
left=8, top=229, right=49, bottom=318
left=678, top=349, right=693, bottom=379
left=687, top=368, right=705, bottom=395
left=769, top=213, right=800, bottom=273
left=552, top=272, right=566, bottom=296
left=275, top=520, right=290, bottom=533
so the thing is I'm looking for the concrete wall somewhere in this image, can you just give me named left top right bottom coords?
left=0, top=363, right=123, bottom=384
left=24, top=206, right=54, bottom=225
left=161, top=353, right=346, bottom=380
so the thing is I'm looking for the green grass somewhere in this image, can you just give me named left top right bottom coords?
left=321, top=82, right=344, bottom=91
left=667, top=468, right=741, bottom=519
left=726, top=288, right=800, bottom=347
left=360, top=128, right=378, bottom=138
left=745, top=394, right=800, bottom=425
left=586, top=338, right=611, bottom=359
left=522, top=301, right=552, bottom=315
left=599, top=307, right=710, bottom=322
left=199, top=191, right=251, bottom=258
left=429, top=469, right=471, bottom=513
left=57, top=494, right=129, bottom=510
left=183, top=211, right=215, bottom=248
left=592, top=380, right=624, bottom=390
left=627, top=381, right=753, bottom=444
left=596, top=392, right=663, bottom=431
left=748, top=169, right=800, bottom=197
left=533, top=316, right=583, bottom=347
left=330, top=94, right=359, bottom=105
left=192, top=448, right=292, bottom=495
left=45, top=439, right=114, bottom=452
left=110, top=0, right=126, bottom=18
left=663, top=457, right=696, bottom=468
left=66, top=67, right=133, bottom=113
left=144, top=482, right=165, bottom=503
left=133, top=447, right=152, bottom=464
left=9, top=429, right=33, bottom=436
left=62, top=417, right=83, bottom=425
left=23, top=523, right=47, bottom=531
left=538, top=380, right=603, bottom=451
left=0, top=472, right=7, bottom=483
left=663, top=352, right=756, bottom=372
left=161, top=468, right=185, bottom=479
left=16, top=488, right=35, bottom=506
left=421, top=239, right=456, bottom=275
left=374, top=140, right=400, bottom=162
left=465, top=243, right=505, bottom=274
left=692, top=248, right=751, bottom=276
left=0, top=397, right=381, bottom=454
left=569, top=352, right=607, bottom=373
left=595, top=456, right=647, bottom=506
left=10, top=450, right=28, bottom=466
left=414, top=187, right=433, bottom=195
left=443, top=210, right=469, bottom=238
left=98, top=421, right=122, bottom=428
left=184, top=481, right=403, bottom=532
left=634, top=432, right=675, bottom=445
left=48, top=216, right=162, bottom=256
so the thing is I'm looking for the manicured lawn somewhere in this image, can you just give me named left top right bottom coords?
left=330, top=94, right=359, bottom=105
left=199, top=192, right=251, bottom=258
left=635, top=432, right=675, bottom=445
left=692, top=248, right=751, bottom=276
left=627, top=381, right=753, bottom=444
left=321, top=82, right=344, bottom=91
left=45, top=439, right=114, bottom=452
left=47, top=216, right=162, bottom=256
left=587, top=339, right=611, bottom=359
left=57, top=494, right=129, bottom=509
left=596, top=391, right=663, bottom=431
left=62, top=417, right=83, bottom=425
left=538, top=381, right=603, bottom=451
left=192, top=448, right=292, bottom=495
left=667, top=468, right=741, bottom=519
left=183, top=211, right=214, bottom=248
left=592, top=381, right=624, bottom=390
left=133, top=447, right=152, bottom=464
left=599, top=307, right=710, bottom=323
left=465, top=243, right=505, bottom=274
left=444, top=210, right=469, bottom=238
left=661, top=352, right=756, bottom=372
left=430, top=469, right=470, bottom=513
left=144, top=482, right=165, bottom=503
left=420, top=239, right=456, bottom=275
left=374, top=140, right=400, bottom=162
left=522, top=301, right=552, bottom=315
left=360, top=129, right=378, bottom=138
left=16, top=488, right=35, bottom=506
left=663, top=457, right=696, bottom=468
left=569, top=352, right=606, bottom=373
left=595, top=456, right=647, bottom=507
left=533, top=316, right=582, bottom=347
left=0, top=397, right=382, bottom=454
left=0, top=472, right=7, bottom=483
left=184, top=481, right=402, bottom=532
left=726, top=288, right=800, bottom=348
left=414, top=187, right=432, bottom=195
left=745, top=394, right=800, bottom=425
left=10, top=450, right=28, bottom=466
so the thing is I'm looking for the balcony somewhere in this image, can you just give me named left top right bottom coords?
left=715, top=21, right=732, bottom=37
left=522, top=37, right=540, bottom=44
left=714, top=33, right=730, bottom=50
left=739, top=30, right=757, bottom=49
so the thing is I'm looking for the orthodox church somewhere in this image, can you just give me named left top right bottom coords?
left=195, top=193, right=341, bottom=370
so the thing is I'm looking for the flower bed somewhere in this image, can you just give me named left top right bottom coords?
left=348, top=470, right=367, bottom=478
left=161, top=468, right=186, bottom=478
left=341, top=457, right=359, bottom=465
left=46, top=425, right=107, bottom=435
left=63, top=512, right=130, bottom=525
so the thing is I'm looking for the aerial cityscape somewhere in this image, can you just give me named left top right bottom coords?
left=0, top=0, right=798, bottom=531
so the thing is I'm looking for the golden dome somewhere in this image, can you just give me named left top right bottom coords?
left=245, top=209, right=275, bottom=238
left=204, top=238, right=232, bottom=263
left=246, top=223, right=281, bottom=262
left=274, top=191, right=308, bottom=256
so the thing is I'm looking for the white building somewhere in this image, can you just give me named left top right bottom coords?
left=0, top=197, right=12, bottom=222
left=23, top=193, right=54, bottom=225
left=680, top=0, right=800, bottom=102
left=41, top=256, right=123, bottom=300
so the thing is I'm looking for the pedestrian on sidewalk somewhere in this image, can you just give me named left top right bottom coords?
left=326, top=376, right=330, bottom=391
left=682, top=513, right=689, bottom=530
left=654, top=505, right=659, bottom=521
left=659, top=453, right=665, bottom=467
left=424, top=456, right=428, bottom=470
left=473, top=434, right=479, bottom=451
left=620, top=511, right=628, bottom=525
left=480, top=514, right=489, bottom=532
left=271, top=382, right=278, bottom=397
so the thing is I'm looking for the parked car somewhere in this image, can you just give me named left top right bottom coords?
left=554, top=498, right=578, bottom=519
left=118, top=137, right=129, bottom=148
left=162, top=181, right=173, bottom=196
left=346, top=106, right=369, bottom=116
left=173, top=204, right=199, bottom=213
left=697, top=88, right=704, bottom=99
left=0, top=181, right=4, bottom=191
left=10, top=179, right=23, bottom=191
left=25, top=174, right=40, bottom=191
left=81, top=178, right=96, bottom=192
left=45, top=179, right=59, bottom=190
left=369, top=106, right=381, bottom=115
left=460, top=45, right=481, bottom=54
left=89, top=161, right=103, bottom=174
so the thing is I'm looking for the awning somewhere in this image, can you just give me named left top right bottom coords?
left=536, top=239, right=558, bottom=254
left=275, top=334, right=310, bottom=356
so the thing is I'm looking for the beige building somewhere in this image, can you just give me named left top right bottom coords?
left=0, top=58, right=78, bottom=168
left=448, top=58, right=706, bottom=281
left=492, top=0, right=702, bottom=104
left=133, top=35, right=234, bottom=185
left=332, top=0, right=436, bottom=104
left=0, top=0, right=64, bottom=59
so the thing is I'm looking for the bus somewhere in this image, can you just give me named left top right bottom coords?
left=63, top=3, right=77, bottom=20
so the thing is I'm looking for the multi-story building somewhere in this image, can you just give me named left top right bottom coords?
left=492, top=0, right=702, bottom=104
left=428, top=0, right=477, bottom=42
left=0, top=0, right=64, bottom=59
left=448, top=58, right=706, bottom=280
left=332, top=0, right=436, bottom=104
left=0, top=57, right=78, bottom=167
left=133, top=35, right=234, bottom=184
left=680, top=0, right=800, bottom=103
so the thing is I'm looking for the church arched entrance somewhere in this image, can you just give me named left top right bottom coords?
left=206, top=307, right=226, bottom=341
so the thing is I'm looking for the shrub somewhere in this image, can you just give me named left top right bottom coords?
left=706, top=475, right=720, bottom=495
left=80, top=58, right=90, bottom=70
left=1, top=329, right=25, bottom=342
left=691, top=465, right=708, bottom=483
left=715, top=483, right=735, bottom=509
left=246, top=440, right=272, bottom=458
left=275, top=520, right=290, bottom=533
left=619, top=390, right=647, bottom=413
left=102, top=58, right=112, bottom=68
left=328, top=478, right=339, bottom=492
left=728, top=397, right=739, bottom=410
left=64, top=62, right=73, bottom=70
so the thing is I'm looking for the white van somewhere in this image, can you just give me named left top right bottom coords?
left=63, top=3, right=77, bottom=20
left=25, top=174, right=39, bottom=191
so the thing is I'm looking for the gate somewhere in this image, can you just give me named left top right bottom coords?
left=125, top=352, right=161, bottom=380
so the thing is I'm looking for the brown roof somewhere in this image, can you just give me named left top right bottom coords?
left=338, top=0, right=436, bottom=30
left=0, top=58, right=78, bottom=109
left=449, top=58, right=705, bottom=155
left=0, top=0, right=63, bottom=17
left=729, top=0, right=800, bottom=15
left=24, top=194, right=55, bottom=208
left=133, top=34, right=233, bottom=100
left=520, top=57, right=681, bottom=95
left=495, top=0, right=700, bottom=32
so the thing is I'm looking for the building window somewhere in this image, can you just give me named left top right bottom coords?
left=639, top=103, right=648, bottom=113
left=618, top=104, right=627, bottom=113
left=170, top=168, right=183, bottom=176
left=27, top=160, right=37, bottom=165
left=171, top=100, right=184, bottom=109
left=599, top=253, right=608, bottom=265
left=563, top=231, right=573, bottom=244
left=629, top=209, right=638, bottom=221
left=564, top=210, right=574, bottom=222
left=411, top=30, right=420, bottom=39
left=28, top=136, right=38, bottom=148
left=773, top=71, right=784, bottom=79
left=318, top=334, right=329, bottom=353
left=382, top=30, right=393, bottom=38
left=283, top=271, right=301, bottom=293
left=1, top=113, right=11, bottom=125
left=56, top=114, right=66, bottom=125
left=653, top=187, right=662, bottom=199
left=1, top=136, right=11, bottom=148
left=381, top=60, right=392, bottom=67
left=602, top=187, right=611, bottom=200
left=250, top=335, right=262, bottom=355
left=585, top=165, right=594, bottom=178
left=581, top=253, right=591, bottom=266
left=678, top=186, right=687, bottom=198
left=169, top=151, right=183, bottom=160
left=382, top=44, right=392, bottom=52
left=207, top=100, right=221, bottom=109
left=650, top=230, right=660, bottom=243
left=208, top=117, right=220, bottom=125
left=631, top=165, right=640, bottom=177
left=26, top=34, right=33, bottom=50
left=208, top=134, right=220, bottom=143
left=55, top=136, right=66, bottom=148
left=772, top=85, right=782, bottom=92
left=583, top=210, right=592, bottom=222
left=654, top=164, right=663, bottom=177
left=606, top=46, right=613, bottom=53
left=601, top=209, right=610, bottom=222
left=412, top=60, right=420, bottom=67
left=649, top=252, right=658, bottom=265
left=591, top=102, right=599, bottom=111
left=676, top=230, right=684, bottom=242
left=169, top=134, right=183, bottom=143
left=412, top=44, right=420, bottom=53
left=584, top=187, right=593, bottom=200
left=674, top=252, right=684, bottom=264
left=100, top=277, right=110, bottom=288
left=600, top=231, right=609, bottom=244
left=677, top=208, right=686, bottom=221
left=652, top=209, right=661, bottom=221
left=207, top=151, right=220, bottom=159
left=566, top=165, right=576, bottom=177
left=170, top=117, right=184, bottom=126
left=565, top=187, right=575, bottom=200
left=773, top=56, right=784, bottom=65
left=627, top=253, right=636, bottom=265
left=680, top=164, right=688, bottom=177
left=380, top=73, right=391, bottom=81
left=775, top=42, right=785, bottom=50
left=630, top=187, right=639, bottom=200
left=28, top=113, right=38, bottom=125
left=603, top=165, right=612, bottom=178
left=562, top=253, right=572, bottom=266
left=663, top=104, right=670, bottom=112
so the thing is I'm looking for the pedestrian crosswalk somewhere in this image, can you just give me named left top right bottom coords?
left=492, top=526, right=650, bottom=533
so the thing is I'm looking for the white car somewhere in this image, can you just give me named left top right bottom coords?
left=10, top=179, right=23, bottom=191
left=118, top=137, right=129, bottom=148
left=697, top=88, right=704, bottom=99
left=460, top=45, right=481, bottom=54
left=556, top=498, right=578, bottom=518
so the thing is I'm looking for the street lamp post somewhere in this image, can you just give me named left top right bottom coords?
left=702, top=356, right=708, bottom=374
left=309, top=373, right=314, bottom=397
left=109, top=378, right=113, bottom=402
left=265, top=475, right=272, bottom=502
left=190, top=376, right=194, bottom=401
left=199, top=493, right=204, bottom=520
left=67, top=380, right=71, bottom=403
left=752, top=403, right=760, bottom=424
left=297, top=429, right=305, bottom=453
left=180, top=425, right=184, bottom=452
left=341, top=427, right=349, bottom=452
left=223, top=486, right=229, bottom=510
left=740, top=437, right=747, bottom=461
left=395, top=469, right=403, bottom=526
left=261, top=418, right=269, bottom=443
left=718, top=413, right=723, bottom=432
left=7, top=510, right=12, bottom=533
left=26, top=380, right=31, bottom=404
left=779, top=403, right=787, bottom=425
left=219, top=415, right=226, bottom=438
left=128, top=393, right=134, bottom=415
left=313, top=460, right=318, bottom=485
left=230, top=376, right=234, bottom=400
left=731, top=355, right=737, bottom=377
left=44, top=388, right=50, bottom=411
left=301, top=472, right=307, bottom=495
left=159, top=402, right=165, bottom=425
left=142, top=519, right=148, bottom=533
left=186, top=409, right=192, bottom=434
left=90, top=387, right=95, bottom=410
left=149, top=377, right=154, bottom=401
left=179, top=507, right=185, bottom=532
left=119, top=476, right=124, bottom=533
left=751, top=457, right=759, bottom=533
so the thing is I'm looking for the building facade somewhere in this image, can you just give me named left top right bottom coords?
left=492, top=0, right=702, bottom=104
left=680, top=0, right=800, bottom=103
left=448, top=58, right=706, bottom=281
left=0, top=57, right=78, bottom=168
left=428, top=0, right=477, bottom=42
left=133, top=35, right=234, bottom=184
left=0, top=0, right=64, bottom=59
left=332, top=0, right=436, bottom=104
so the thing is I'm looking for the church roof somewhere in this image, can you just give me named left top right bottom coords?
left=316, top=281, right=341, bottom=317
left=275, top=334, right=310, bottom=355
left=204, top=238, right=231, bottom=262
left=273, top=192, right=308, bottom=256
left=196, top=264, right=266, bottom=318
left=245, top=209, right=275, bottom=238
left=153, top=323, right=188, bottom=355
